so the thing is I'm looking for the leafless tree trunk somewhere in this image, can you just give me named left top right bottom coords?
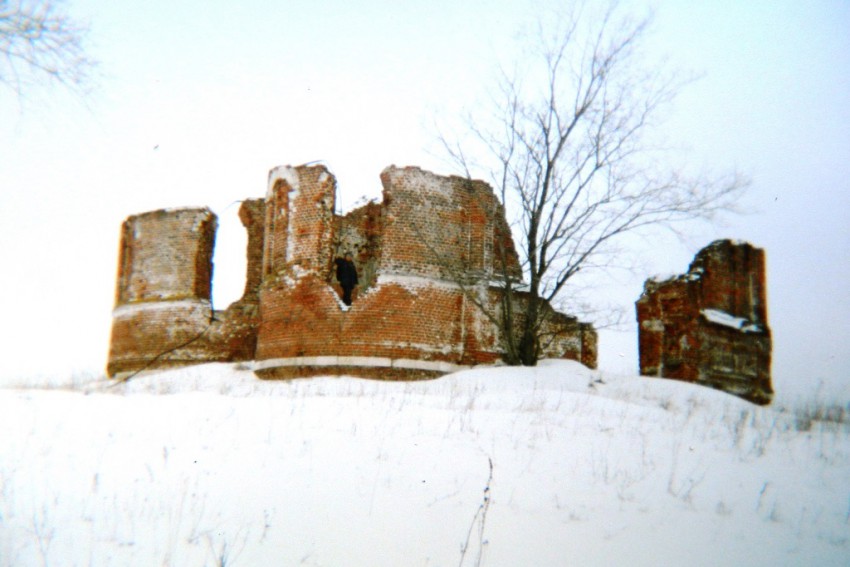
left=440, top=3, right=748, bottom=366
left=0, top=0, right=94, bottom=97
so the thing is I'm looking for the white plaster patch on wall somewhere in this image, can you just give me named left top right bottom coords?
left=648, top=273, right=678, bottom=284
left=113, top=299, right=212, bottom=318
left=383, top=166, right=456, bottom=200
left=253, top=356, right=469, bottom=374
left=641, top=319, right=665, bottom=332
left=267, top=165, right=300, bottom=200
left=190, top=209, right=215, bottom=233
left=370, top=340, right=459, bottom=356
left=161, top=206, right=210, bottom=215
left=376, top=273, right=463, bottom=292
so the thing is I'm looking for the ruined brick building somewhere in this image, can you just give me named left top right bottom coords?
left=108, top=165, right=597, bottom=379
left=636, top=240, right=773, bottom=404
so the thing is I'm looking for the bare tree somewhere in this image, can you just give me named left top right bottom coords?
left=440, top=4, right=748, bottom=366
left=0, top=0, right=94, bottom=97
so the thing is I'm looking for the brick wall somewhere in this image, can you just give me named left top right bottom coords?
left=263, top=165, right=336, bottom=282
left=535, top=297, right=598, bottom=369
left=108, top=164, right=596, bottom=379
left=636, top=240, right=772, bottom=404
left=255, top=165, right=593, bottom=378
left=108, top=205, right=262, bottom=377
left=109, top=208, right=218, bottom=375
left=377, top=166, right=521, bottom=281
left=238, top=199, right=266, bottom=303
left=114, top=208, right=216, bottom=304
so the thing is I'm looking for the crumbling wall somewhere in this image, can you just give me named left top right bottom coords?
left=536, top=301, right=598, bottom=369
left=636, top=240, right=772, bottom=404
left=108, top=163, right=596, bottom=379
left=108, top=208, right=218, bottom=376
left=254, top=165, right=495, bottom=376
left=377, top=166, right=521, bottom=281
left=334, top=200, right=383, bottom=294
left=114, top=208, right=216, bottom=305
left=108, top=203, right=264, bottom=377
left=211, top=199, right=267, bottom=362
left=237, top=198, right=267, bottom=303
left=262, top=165, right=336, bottom=282
left=255, top=165, right=593, bottom=377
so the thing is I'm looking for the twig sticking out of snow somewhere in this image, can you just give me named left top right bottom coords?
left=458, top=456, right=494, bottom=567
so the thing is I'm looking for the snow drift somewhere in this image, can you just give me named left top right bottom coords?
left=1, top=361, right=848, bottom=566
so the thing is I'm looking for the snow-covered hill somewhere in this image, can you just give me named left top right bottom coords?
left=1, top=361, right=848, bottom=566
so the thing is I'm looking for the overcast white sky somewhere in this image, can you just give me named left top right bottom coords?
left=1, top=0, right=847, bottom=402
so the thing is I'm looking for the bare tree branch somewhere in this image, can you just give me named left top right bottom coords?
left=0, top=0, right=95, bottom=98
left=437, top=2, right=749, bottom=366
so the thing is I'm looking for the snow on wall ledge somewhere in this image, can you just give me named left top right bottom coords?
left=636, top=239, right=773, bottom=405
left=107, top=164, right=596, bottom=379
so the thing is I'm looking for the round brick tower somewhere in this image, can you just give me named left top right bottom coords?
left=107, top=208, right=219, bottom=376
left=254, top=165, right=596, bottom=379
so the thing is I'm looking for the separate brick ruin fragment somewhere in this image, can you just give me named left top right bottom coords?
left=107, top=164, right=597, bottom=379
left=636, top=240, right=773, bottom=404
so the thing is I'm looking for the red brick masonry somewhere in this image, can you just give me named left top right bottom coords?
left=636, top=240, right=772, bottom=404
left=108, top=165, right=597, bottom=379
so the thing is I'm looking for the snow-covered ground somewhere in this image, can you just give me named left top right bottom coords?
left=1, top=361, right=848, bottom=566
